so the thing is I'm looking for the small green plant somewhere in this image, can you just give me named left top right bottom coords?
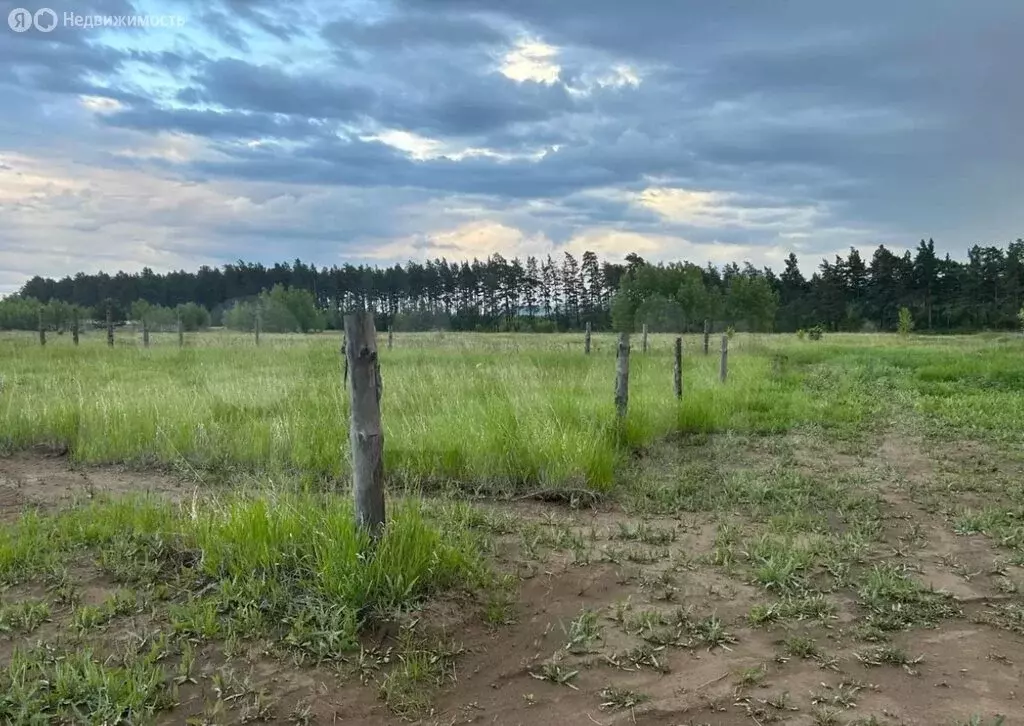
left=782, top=634, right=819, bottom=659
left=599, top=687, right=649, bottom=711
left=736, top=664, right=767, bottom=687
left=726, top=325, right=736, bottom=339
left=563, top=608, right=602, bottom=654
left=796, top=328, right=807, bottom=340
left=529, top=658, right=579, bottom=689
left=0, top=600, right=50, bottom=633
left=855, top=645, right=923, bottom=674
left=897, top=306, right=914, bottom=336
left=807, top=324, right=824, bottom=341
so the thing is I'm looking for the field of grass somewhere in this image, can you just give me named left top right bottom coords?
left=1, top=329, right=1023, bottom=724
left=7, top=329, right=1020, bottom=491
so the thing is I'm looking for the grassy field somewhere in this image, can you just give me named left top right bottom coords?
left=7, top=329, right=1019, bottom=490
left=1, top=329, right=1023, bottom=724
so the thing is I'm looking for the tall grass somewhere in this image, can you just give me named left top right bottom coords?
left=0, top=491, right=488, bottom=625
left=1, top=330, right=1021, bottom=490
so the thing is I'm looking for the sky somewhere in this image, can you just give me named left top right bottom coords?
left=1, top=0, right=1022, bottom=296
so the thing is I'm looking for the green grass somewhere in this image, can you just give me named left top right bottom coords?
left=3, top=329, right=1024, bottom=722
left=0, top=492, right=488, bottom=651
left=2, top=330, right=1023, bottom=492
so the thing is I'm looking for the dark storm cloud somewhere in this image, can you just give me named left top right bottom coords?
left=322, top=12, right=507, bottom=50
left=102, top=104, right=328, bottom=140
left=184, top=58, right=375, bottom=119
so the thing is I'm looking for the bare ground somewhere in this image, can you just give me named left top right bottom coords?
left=2, top=427, right=1023, bottom=726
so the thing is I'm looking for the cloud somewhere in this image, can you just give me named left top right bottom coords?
left=1, top=0, right=1022, bottom=296
left=500, top=40, right=561, bottom=84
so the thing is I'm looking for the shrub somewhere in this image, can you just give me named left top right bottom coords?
left=796, top=329, right=806, bottom=340
left=807, top=325, right=824, bottom=341
left=897, top=307, right=914, bottom=337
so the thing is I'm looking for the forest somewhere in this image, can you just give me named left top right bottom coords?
left=3, top=238, right=1023, bottom=333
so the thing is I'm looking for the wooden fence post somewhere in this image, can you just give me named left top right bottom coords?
left=642, top=323, right=648, bottom=353
left=344, top=311, right=385, bottom=535
left=387, top=325, right=393, bottom=350
left=38, top=309, right=45, bottom=346
left=177, top=315, right=184, bottom=348
left=720, top=334, right=728, bottom=383
left=703, top=319, right=710, bottom=356
left=584, top=321, right=591, bottom=355
left=106, top=306, right=114, bottom=348
left=615, top=333, right=630, bottom=418
left=72, top=313, right=79, bottom=346
left=674, top=336, right=683, bottom=399
left=254, top=304, right=262, bottom=346
left=142, top=319, right=149, bottom=348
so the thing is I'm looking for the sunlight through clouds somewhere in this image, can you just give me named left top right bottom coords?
left=499, top=39, right=561, bottom=84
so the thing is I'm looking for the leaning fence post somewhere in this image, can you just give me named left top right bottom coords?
left=254, top=304, right=262, bottom=346
left=344, top=311, right=385, bottom=535
left=38, top=309, right=45, bottom=346
left=703, top=319, right=710, bottom=356
left=584, top=321, right=592, bottom=355
left=72, top=312, right=79, bottom=346
left=720, top=334, right=728, bottom=383
left=177, top=315, right=184, bottom=348
left=106, top=306, right=114, bottom=348
left=674, top=336, right=683, bottom=399
left=615, top=332, right=630, bottom=418
left=142, top=318, right=149, bottom=348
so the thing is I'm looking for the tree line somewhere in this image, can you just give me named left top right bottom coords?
left=3, top=239, right=1023, bottom=333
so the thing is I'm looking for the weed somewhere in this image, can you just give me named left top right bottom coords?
left=688, top=614, right=736, bottom=651
left=748, top=594, right=836, bottom=626
left=599, top=687, right=649, bottom=711
left=855, top=644, right=923, bottom=673
left=857, top=563, right=960, bottom=630
left=563, top=608, right=602, bottom=654
left=529, top=657, right=580, bottom=689
left=0, top=600, right=50, bottom=633
left=0, top=645, right=174, bottom=721
left=614, top=522, right=677, bottom=546
left=736, top=664, right=767, bottom=687
left=782, top=634, right=819, bottom=659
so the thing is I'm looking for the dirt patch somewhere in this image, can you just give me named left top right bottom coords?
left=0, top=453, right=190, bottom=519
left=2, top=436, right=1024, bottom=725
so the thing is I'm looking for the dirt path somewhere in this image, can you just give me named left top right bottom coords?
left=0, top=452, right=191, bottom=521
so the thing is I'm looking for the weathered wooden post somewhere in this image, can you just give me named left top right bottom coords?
left=703, top=319, right=710, bottom=356
left=642, top=323, right=649, bottom=353
left=720, top=334, right=728, bottom=383
left=674, top=336, right=683, bottom=399
left=344, top=311, right=385, bottom=535
left=38, top=309, right=45, bottom=346
left=584, top=321, right=591, bottom=355
left=615, top=333, right=630, bottom=419
left=254, top=303, right=262, bottom=346
left=106, top=306, right=114, bottom=348
left=72, top=312, right=79, bottom=346
left=177, top=315, right=184, bottom=348
left=387, top=325, right=393, bottom=350
left=142, top=318, right=149, bottom=348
